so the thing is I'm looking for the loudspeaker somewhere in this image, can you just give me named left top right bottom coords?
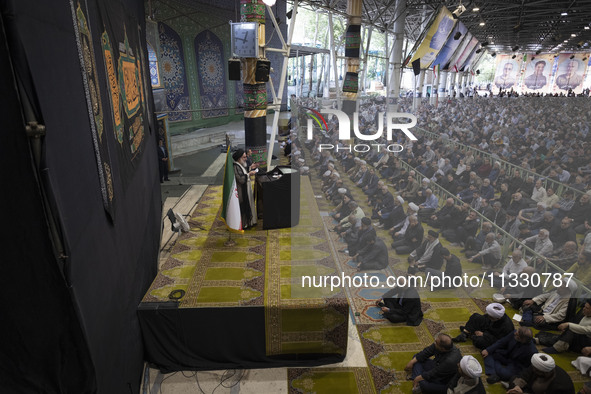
left=411, top=59, right=421, bottom=76
left=255, top=60, right=271, bottom=82
left=228, top=59, right=241, bottom=81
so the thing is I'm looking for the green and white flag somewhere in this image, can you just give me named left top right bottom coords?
left=221, top=147, right=243, bottom=233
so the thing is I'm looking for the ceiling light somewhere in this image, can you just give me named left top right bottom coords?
left=473, top=7, right=480, bottom=11
left=262, top=0, right=276, bottom=5
left=479, top=21, right=485, bottom=26
left=564, top=40, right=568, bottom=43
left=561, top=12, right=568, bottom=16
left=585, top=26, right=590, bottom=30
left=571, top=33, right=577, bottom=37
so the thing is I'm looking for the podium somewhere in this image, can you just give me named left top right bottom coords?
left=255, top=166, right=300, bottom=230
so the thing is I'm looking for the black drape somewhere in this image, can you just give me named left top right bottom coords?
left=0, top=0, right=160, bottom=392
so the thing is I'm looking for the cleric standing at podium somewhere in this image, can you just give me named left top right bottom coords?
left=232, top=149, right=257, bottom=230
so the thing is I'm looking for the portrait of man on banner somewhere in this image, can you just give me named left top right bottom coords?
left=429, top=16, right=454, bottom=50
left=524, top=60, right=548, bottom=90
left=494, top=61, right=517, bottom=89
left=555, top=58, right=584, bottom=90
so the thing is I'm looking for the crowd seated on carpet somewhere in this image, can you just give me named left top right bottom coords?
left=289, top=94, right=591, bottom=392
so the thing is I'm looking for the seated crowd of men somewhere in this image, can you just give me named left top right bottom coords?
left=290, top=95, right=591, bottom=393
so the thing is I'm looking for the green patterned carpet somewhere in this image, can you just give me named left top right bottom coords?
left=142, top=178, right=349, bottom=359
left=291, top=155, right=591, bottom=394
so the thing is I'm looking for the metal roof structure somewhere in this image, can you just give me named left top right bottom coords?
left=294, top=0, right=591, bottom=54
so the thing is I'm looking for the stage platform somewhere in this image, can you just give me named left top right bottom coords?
left=139, top=177, right=349, bottom=372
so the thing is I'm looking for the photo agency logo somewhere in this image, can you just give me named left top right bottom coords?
left=304, top=107, right=418, bottom=153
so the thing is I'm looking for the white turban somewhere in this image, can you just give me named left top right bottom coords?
left=361, top=160, right=367, bottom=164
left=338, top=188, right=347, bottom=194
left=293, top=150, right=301, bottom=155
left=323, top=170, right=331, bottom=177
left=298, top=158, right=305, bottom=163
left=460, top=355, right=482, bottom=378
left=422, top=178, right=430, bottom=183
left=397, top=196, right=405, bottom=205
left=486, top=303, right=505, bottom=319
left=531, top=353, right=555, bottom=372
left=408, top=202, right=419, bottom=212
left=333, top=172, right=340, bottom=178
left=301, top=166, right=309, bottom=171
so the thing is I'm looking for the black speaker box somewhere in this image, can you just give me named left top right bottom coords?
left=228, top=59, right=241, bottom=81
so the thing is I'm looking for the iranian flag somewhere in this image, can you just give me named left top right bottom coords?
left=220, top=148, right=243, bottom=233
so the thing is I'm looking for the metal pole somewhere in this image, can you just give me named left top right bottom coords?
left=389, top=0, right=406, bottom=102
left=328, top=12, right=340, bottom=106
left=360, top=26, right=373, bottom=93
left=266, top=0, right=299, bottom=169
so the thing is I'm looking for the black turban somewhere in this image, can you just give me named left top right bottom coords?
left=232, top=149, right=245, bottom=162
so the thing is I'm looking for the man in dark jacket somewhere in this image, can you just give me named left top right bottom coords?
left=507, top=353, right=574, bottom=394
left=406, top=333, right=462, bottom=394
left=427, top=248, right=462, bottom=291
left=392, top=215, right=423, bottom=254
left=482, top=327, right=537, bottom=384
left=158, top=139, right=169, bottom=183
left=426, top=198, right=456, bottom=229
left=349, top=217, right=376, bottom=257
left=408, top=230, right=443, bottom=274
left=377, top=283, right=423, bottom=326
left=453, top=303, right=514, bottom=349
left=356, top=237, right=389, bottom=271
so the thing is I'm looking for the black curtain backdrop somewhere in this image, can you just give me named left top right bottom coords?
left=0, top=9, right=96, bottom=393
left=0, top=0, right=160, bottom=392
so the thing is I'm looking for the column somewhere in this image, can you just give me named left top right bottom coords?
left=241, top=0, right=268, bottom=166
left=341, top=0, right=362, bottom=116
left=389, top=0, right=406, bottom=101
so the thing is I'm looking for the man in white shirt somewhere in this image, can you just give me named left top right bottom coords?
left=468, top=233, right=502, bottom=269
left=520, top=281, right=572, bottom=330
left=531, top=179, right=547, bottom=203
left=521, top=229, right=553, bottom=257
left=490, top=249, right=527, bottom=287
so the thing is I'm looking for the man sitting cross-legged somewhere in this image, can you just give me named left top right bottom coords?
left=482, top=327, right=537, bottom=385
left=452, top=302, right=514, bottom=350
left=405, top=333, right=462, bottom=394
left=376, top=279, right=423, bottom=326
left=519, top=280, right=572, bottom=330
left=407, top=230, right=443, bottom=275
left=542, top=299, right=591, bottom=354
left=506, top=353, right=574, bottom=394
